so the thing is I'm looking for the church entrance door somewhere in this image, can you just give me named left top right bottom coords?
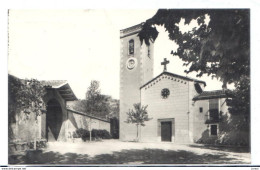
left=161, top=121, right=172, bottom=142
left=46, top=99, right=63, bottom=142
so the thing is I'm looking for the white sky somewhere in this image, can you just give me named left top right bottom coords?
left=8, top=9, right=227, bottom=100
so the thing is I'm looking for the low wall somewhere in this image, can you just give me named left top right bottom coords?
left=66, top=109, right=110, bottom=139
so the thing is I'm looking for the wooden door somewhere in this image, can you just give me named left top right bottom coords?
left=161, top=121, right=172, bottom=142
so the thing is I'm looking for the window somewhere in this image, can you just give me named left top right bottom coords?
left=129, top=39, right=134, bottom=55
left=199, top=107, right=203, bottom=113
left=147, top=45, right=151, bottom=58
left=209, top=99, right=219, bottom=120
left=161, top=88, right=170, bottom=99
left=209, top=99, right=219, bottom=110
left=210, top=124, right=218, bottom=135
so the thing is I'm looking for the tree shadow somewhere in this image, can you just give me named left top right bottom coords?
left=196, top=114, right=250, bottom=147
left=9, top=150, right=91, bottom=164
left=188, top=144, right=250, bottom=153
left=9, top=148, right=248, bottom=165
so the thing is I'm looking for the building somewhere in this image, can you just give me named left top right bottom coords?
left=119, top=23, right=231, bottom=143
left=8, top=75, right=111, bottom=151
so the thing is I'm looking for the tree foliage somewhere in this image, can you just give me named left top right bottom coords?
left=139, top=9, right=249, bottom=88
left=8, top=74, right=47, bottom=143
left=226, top=75, right=250, bottom=124
left=125, top=103, right=152, bottom=126
left=8, top=75, right=46, bottom=122
left=108, top=100, right=119, bottom=119
left=125, top=103, right=152, bottom=141
left=71, top=80, right=118, bottom=119
left=139, top=9, right=250, bottom=121
left=85, top=80, right=109, bottom=118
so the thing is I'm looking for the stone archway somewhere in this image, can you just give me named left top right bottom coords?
left=46, top=99, right=63, bottom=142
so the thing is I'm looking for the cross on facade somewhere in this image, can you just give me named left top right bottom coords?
left=161, top=58, right=170, bottom=72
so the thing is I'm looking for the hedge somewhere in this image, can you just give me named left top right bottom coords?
left=73, top=128, right=111, bottom=141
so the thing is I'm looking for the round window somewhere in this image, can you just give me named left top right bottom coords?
left=161, top=88, right=170, bottom=99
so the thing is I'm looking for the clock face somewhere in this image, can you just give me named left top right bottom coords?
left=126, top=57, right=137, bottom=70
left=161, top=88, right=170, bottom=99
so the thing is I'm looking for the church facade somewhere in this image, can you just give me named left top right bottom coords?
left=119, top=23, right=229, bottom=143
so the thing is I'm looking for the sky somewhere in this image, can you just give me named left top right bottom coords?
left=8, top=9, right=228, bottom=100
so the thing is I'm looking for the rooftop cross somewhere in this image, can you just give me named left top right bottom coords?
left=161, top=58, right=170, bottom=72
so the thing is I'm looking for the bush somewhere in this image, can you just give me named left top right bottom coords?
left=92, top=129, right=112, bottom=139
left=74, top=128, right=111, bottom=141
left=196, top=128, right=249, bottom=146
left=75, top=128, right=90, bottom=141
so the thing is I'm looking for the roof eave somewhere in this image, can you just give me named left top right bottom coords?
left=46, top=83, right=77, bottom=101
left=140, top=71, right=206, bottom=89
left=193, top=95, right=227, bottom=101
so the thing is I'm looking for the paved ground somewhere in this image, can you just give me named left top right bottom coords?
left=9, top=139, right=250, bottom=165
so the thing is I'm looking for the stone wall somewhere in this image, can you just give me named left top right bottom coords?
left=10, top=89, right=66, bottom=143
left=9, top=108, right=42, bottom=144
left=9, top=88, right=67, bottom=151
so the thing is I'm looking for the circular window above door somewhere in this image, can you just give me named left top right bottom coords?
left=161, top=88, right=170, bottom=99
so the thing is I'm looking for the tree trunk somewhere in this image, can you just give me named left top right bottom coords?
left=136, top=124, right=139, bottom=141
left=89, top=119, right=92, bottom=142
left=34, top=121, right=37, bottom=150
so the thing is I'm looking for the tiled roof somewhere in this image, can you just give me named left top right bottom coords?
left=140, top=71, right=206, bottom=89
left=40, top=80, right=67, bottom=88
left=193, top=90, right=227, bottom=100
left=40, top=80, right=77, bottom=101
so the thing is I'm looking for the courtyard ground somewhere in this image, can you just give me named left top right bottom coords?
left=9, top=139, right=250, bottom=165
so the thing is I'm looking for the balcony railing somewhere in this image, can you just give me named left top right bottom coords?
left=205, top=109, right=222, bottom=124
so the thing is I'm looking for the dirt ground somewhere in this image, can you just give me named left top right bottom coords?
left=9, top=139, right=250, bottom=165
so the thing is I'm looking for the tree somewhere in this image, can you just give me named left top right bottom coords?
left=226, top=75, right=250, bottom=129
left=108, top=100, right=119, bottom=119
left=86, top=81, right=110, bottom=118
left=71, top=80, right=110, bottom=119
left=138, top=9, right=250, bottom=120
left=139, top=9, right=249, bottom=86
left=125, top=103, right=152, bottom=141
left=69, top=80, right=112, bottom=141
left=8, top=75, right=46, bottom=149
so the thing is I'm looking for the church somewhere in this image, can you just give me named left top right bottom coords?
left=119, top=23, right=229, bottom=143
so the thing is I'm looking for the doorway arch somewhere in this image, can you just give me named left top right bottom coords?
left=46, top=99, right=63, bottom=141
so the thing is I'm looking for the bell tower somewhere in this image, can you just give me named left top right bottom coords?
left=119, top=23, right=154, bottom=141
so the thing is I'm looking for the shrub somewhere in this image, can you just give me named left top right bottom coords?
left=75, top=128, right=90, bottom=141
left=96, top=129, right=112, bottom=139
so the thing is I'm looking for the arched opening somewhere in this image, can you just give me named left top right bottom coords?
left=128, top=39, right=134, bottom=55
left=46, top=99, right=63, bottom=141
